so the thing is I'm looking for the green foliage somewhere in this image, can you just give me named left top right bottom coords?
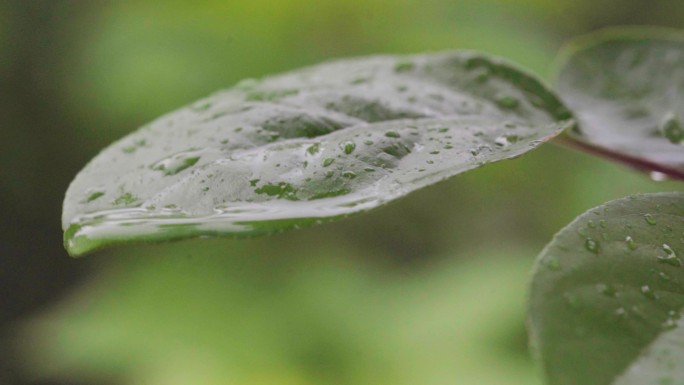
left=62, top=51, right=572, bottom=257
left=556, top=28, right=684, bottom=179
left=57, top=24, right=684, bottom=385
left=529, top=193, right=684, bottom=385
left=21, top=243, right=541, bottom=385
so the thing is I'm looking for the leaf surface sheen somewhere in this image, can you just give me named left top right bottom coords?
left=556, top=28, right=684, bottom=178
left=63, top=50, right=572, bottom=256
left=530, top=193, right=684, bottom=385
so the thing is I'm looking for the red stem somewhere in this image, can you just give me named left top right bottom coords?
left=552, top=134, right=684, bottom=182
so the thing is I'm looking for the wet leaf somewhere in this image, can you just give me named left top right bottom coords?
left=63, top=50, right=573, bottom=256
left=555, top=28, right=684, bottom=180
left=529, top=192, right=684, bottom=385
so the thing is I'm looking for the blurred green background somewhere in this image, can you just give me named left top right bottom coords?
left=3, top=1, right=684, bottom=384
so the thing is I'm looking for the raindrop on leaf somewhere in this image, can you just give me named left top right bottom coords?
left=585, top=238, right=600, bottom=254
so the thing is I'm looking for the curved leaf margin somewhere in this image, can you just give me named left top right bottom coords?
left=63, top=50, right=574, bottom=256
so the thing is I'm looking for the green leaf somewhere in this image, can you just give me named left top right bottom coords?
left=529, top=192, right=684, bottom=385
left=555, top=27, right=684, bottom=180
left=63, top=50, right=573, bottom=256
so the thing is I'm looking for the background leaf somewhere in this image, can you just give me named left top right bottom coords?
left=555, top=28, right=684, bottom=180
left=529, top=192, right=684, bottom=385
left=63, top=50, right=572, bottom=256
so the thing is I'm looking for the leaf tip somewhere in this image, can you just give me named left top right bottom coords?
left=63, top=223, right=95, bottom=258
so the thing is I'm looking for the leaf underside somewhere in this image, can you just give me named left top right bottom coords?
left=555, top=28, right=684, bottom=180
left=529, top=192, right=684, bottom=385
left=63, top=50, right=573, bottom=256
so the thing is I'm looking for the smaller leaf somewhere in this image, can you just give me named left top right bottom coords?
left=529, top=192, right=684, bottom=385
left=555, top=27, right=684, bottom=180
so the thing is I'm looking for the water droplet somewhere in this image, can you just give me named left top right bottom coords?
left=661, top=113, right=684, bottom=144
left=394, top=60, right=415, bottom=72
left=494, top=135, right=519, bottom=147
left=585, top=238, right=600, bottom=254
left=342, top=141, right=356, bottom=154
left=663, top=244, right=677, bottom=257
left=644, top=214, right=657, bottom=225
left=306, top=143, right=321, bottom=155
left=152, top=150, right=202, bottom=176
left=342, top=171, right=357, bottom=179
left=625, top=236, right=637, bottom=250
left=494, top=136, right=510, bottom=147
left=121, top=138, right=147, bottom=154
left=429, top=150, right=440, bottom=155
left=113, top=192, right=137, bottom=206
left=323, top=158, right=334, bottom=167
left=650, top=171, right=669, bottom=182
left=641, top=285, right=657, bottom=300
left=385, top=131, right=400, bottom=138
left=254, top=182, right=298, bottom=200
left=587, top=220, right=596, bottom=229
left=657, top=244, right=682, bottom=266
left=85, top=191, right=105, bottom=203
left=496, top=96, right=520, bottom=109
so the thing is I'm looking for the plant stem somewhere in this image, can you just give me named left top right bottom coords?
left=552, top=134, right=684, bottom=182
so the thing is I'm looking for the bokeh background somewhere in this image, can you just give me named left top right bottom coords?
left=3, top=1, right=684, bottom=384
